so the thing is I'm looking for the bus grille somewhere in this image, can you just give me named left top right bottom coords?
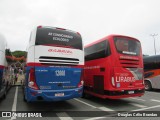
left=39, top=56, right=79, bottom=65
left=119, top=59, right=139, bottom=68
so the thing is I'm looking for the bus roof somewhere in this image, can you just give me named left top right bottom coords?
left=84, top=34, right=140, bottom=48
left=36, top=26, right=81, bottom=36
left=143, top=55, right=160, bottom=59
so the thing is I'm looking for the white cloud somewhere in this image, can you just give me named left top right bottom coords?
left=0, top=0, right=160, bottom=55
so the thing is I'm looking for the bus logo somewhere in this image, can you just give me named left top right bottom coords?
left=115, top=76, right=136, bottom=82
left=55, top=70, right=65, bottom=76
left=48, top=49, right=73, bottom=55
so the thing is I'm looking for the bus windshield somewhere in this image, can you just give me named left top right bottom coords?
left=35, top=27, right=82, bottom=50
left=114, top=37, right=140, bottom=56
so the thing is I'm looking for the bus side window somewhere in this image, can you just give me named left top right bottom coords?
left=85, top=40, right=111, bottom=61
left=105, top=40, right=111, bottom=56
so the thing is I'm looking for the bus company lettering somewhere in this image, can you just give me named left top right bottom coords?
left=48, top=49, right=72, bottom=55
left=48, top=32, right=73, bottom=39
left=115, top=76, right=136, bottom=82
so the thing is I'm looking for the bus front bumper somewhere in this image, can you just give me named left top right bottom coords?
left=25, top=87, right=83, bottom=102
left=84, top=89, right=145, bottom=99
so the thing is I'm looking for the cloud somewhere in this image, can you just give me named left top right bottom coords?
left=0, top=0, right=160, bottom=55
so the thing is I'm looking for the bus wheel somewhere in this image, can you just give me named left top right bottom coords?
left=145, top=81, right=152, bottom=91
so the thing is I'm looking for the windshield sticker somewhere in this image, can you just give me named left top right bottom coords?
left=48, top=32, right=73, bottom=42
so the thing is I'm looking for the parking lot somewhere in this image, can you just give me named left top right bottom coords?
left=0, top=86, right=160, bottom=120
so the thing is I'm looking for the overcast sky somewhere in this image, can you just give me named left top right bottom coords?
left=0, top=0, right=160, bottom=55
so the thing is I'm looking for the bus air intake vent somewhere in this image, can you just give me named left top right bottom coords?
left=119, top=58, right=139, bottom=68
left=39, top=56, right=79, bottom=65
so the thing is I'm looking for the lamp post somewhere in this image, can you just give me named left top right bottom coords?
left=150, top=34, right=158, bottom=55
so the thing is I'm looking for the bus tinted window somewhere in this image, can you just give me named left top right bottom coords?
left=144, top=55, right=160, bottom=70
left=156, top=55, right=160, bottom=64
left=35, top=28, right=82, bottom=50
left=85, top=40, right=110, bottom=61
left=114, top=37, right=140, bottom=56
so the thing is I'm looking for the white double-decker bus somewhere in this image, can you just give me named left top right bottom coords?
left=24, top=26, right=84, bottom=102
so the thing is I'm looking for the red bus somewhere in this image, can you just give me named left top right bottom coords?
left=83, top=35, right=145, bottom=99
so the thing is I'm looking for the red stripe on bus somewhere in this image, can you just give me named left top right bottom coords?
left=0, top=65, right=5, bottom=69
left=27, top=62, right=83, bottom=68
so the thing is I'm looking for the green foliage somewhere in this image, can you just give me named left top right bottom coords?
left=6, top=56, right=13, bottom=63
left=12, top=51, right=27, bottom=58
left=5, top=49, right=12, bottom=56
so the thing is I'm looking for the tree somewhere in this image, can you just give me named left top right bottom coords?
left=11, top=51, right=27, bottom=58
left=8, top=51, right=27, bottom=63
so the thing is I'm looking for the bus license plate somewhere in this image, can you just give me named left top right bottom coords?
left=55, top=93, right=64, bottom=96
left=128, top=91, right=134, bottom=94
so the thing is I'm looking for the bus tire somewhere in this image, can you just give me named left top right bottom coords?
left=145, top=81, right=152, bottom=91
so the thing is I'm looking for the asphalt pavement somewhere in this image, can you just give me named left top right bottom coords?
left=0, top=86, right=160, bottom=120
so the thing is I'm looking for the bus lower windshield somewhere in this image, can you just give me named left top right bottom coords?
left=114, top=37, right=140, bottom=56
left=35, top=28, right=82, bottom=50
